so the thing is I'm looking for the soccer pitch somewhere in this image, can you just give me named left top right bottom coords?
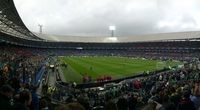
left=59, top=56, right=182, bottom=83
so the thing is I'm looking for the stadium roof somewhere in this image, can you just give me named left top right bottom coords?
left=0, top=0, right=42, bottom=40
left=35, top=31, right=200, bottom=43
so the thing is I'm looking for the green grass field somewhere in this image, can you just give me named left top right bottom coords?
left=59, top=56, right=183, bottom=83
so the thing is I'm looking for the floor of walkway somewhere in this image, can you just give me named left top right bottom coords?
left=58, top=66, right=66, bottom=82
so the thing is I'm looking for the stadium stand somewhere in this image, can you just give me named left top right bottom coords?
left=0, top=0, right=200, bottom=110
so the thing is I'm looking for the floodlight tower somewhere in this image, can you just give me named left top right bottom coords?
left=38, top=24, right=43, bottom=34
left=109, top=26, right=116, bottom=37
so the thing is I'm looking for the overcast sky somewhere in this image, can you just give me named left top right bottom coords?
left=13, top=0, right=200, bottom=37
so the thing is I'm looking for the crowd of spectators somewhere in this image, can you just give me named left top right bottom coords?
left=1, top=45, right=200, bottom=110
left=0, top=46, right=48, bottom=110
left=52, top=60, right=200, bottom=110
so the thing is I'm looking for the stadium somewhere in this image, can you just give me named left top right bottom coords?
left=0, top=0, right=200, bottom=110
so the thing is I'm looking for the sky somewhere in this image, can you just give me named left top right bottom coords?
left=13, top=0, right=200, bottom=37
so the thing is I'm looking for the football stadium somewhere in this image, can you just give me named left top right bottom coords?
left=0, top=0, right=200, bottom=110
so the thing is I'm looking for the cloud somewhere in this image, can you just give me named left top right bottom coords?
left=13, top=0, right=200, bottom=37
left=156, top=0, right=200, bottom=32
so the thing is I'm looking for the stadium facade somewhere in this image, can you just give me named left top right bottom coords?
left=0, top=0, right=200, bottom=57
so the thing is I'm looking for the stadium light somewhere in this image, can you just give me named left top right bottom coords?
left=38, top=24, right=43, bottom=34
left=109, top=25, right=116, bottom=37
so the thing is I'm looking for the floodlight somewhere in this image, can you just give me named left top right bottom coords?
left=109, top=25, right=116, bottom=37
left=109, top=26, right=116, bottom=31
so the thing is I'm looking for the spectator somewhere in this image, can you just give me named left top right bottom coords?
left=190, top=82, right=200, bottom=110
left=39, top=98, right=49, bottom=110
left=117, top=95, right=128, bottom=110
left=13, top=89, right=32, bottom=110
left=177, top=89, right=195, bottom=110
left=0, top=84, right=14, bottom=110
left=56, top=102, right=85, bottom=110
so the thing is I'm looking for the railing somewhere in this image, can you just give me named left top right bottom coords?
left=32, top=61, right=48, bottom=85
